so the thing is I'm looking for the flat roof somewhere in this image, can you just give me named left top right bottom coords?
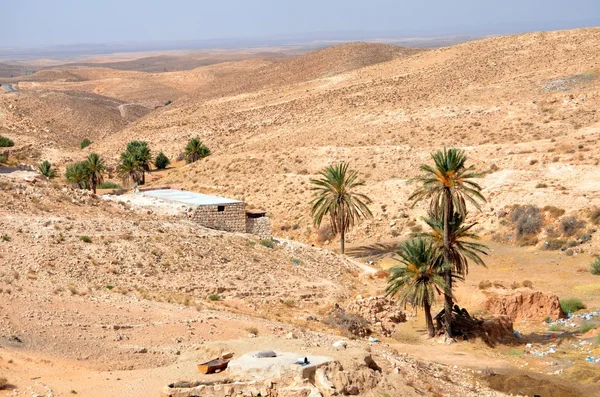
left=142, top=189, right=243, bottom=206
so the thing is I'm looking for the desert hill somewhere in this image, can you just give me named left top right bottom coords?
left=89, top=28, right=600, bottom=243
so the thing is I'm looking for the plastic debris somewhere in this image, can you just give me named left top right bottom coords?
left=368, top=337, right=380, bottom=343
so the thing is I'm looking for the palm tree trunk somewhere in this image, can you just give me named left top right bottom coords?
left=91, top=175, right=97, bottom=194
left=141, top=170, right=145, bottom=185
left=340, top=228, right=345, bottom=254
left=443, top=187, right=454, bottom=339
left=423, top=298, right=435, bottom=337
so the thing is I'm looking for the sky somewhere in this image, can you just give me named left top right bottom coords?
left=1, top=0, right=599, bottom=48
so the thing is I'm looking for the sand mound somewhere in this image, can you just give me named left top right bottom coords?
left=483, top=290, right=565, bottom=322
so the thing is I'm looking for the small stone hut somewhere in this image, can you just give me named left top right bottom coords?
left=142, top=189, right=271, bottom=239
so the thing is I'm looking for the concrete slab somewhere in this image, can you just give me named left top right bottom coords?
left=227, top=351, right=334, bottom=381
left=142, top=189, right=242, bottom=206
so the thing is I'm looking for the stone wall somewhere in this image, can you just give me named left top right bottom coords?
left=246, top=216, right=272, bottom=240
left=190, top=203, right=246, bottom=233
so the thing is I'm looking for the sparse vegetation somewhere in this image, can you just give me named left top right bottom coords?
left=184, top=138, right=211, bottom=164
left=548, top=323, right=562, bottom=332
left=325, top=310, right=371, bottom=337
left=0, top=376, right=8, bottom=390
left=79, top=235, right=92, bottom=243
left=154, top=151, right=170, bottom=170
left=0, top=136, right=14, bottom=147
left=38, top=160, right=57, bottom=179
left=543, top=206, right=565, bottom=218
left=310, top=162, right=372, bottom=254
left=80, top=138, right=92, bottom=149
left=590, top=256, right=600, bottom=275
left=559, top=298, right=585, bottom=314
left=246, top=327, right=258, bottom=336
left=1, top=234, right=10, bottom=242
left=208, top=294, right=221, bottom=301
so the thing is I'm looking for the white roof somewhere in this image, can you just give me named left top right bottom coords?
left=142, top=189, right=243, bottom=206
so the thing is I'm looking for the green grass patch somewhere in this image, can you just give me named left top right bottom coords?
left=106, top=285, right=114, bottom=290
left=560, top=298, right=586, bottom=314
left=548, top=324, right=563, bottom=332
left=504, top=348, right=524, bottom=356
left=1, top=234, right=10, bottom=242
left=207, top=294, right=221, bottom=301
left=259, top=239, right=276, bottom=249
left=579, top=323, right=596, bottom=334
left=98, top=181, right=121, bottom=189
left=80, top=235, right=92, bottom=243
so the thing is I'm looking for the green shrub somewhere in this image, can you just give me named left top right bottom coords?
left=591, top=256, right=600, bottom=276
left=80, top=235, right=92, bottom=243
left=80, top=138, right=92, bottom=149
left=66, top=161, right=91, bottom=189
left=154, top=151, right=170, bottom=170
left=511, top=205, right=543, bottom=238
left=208, top=294, right=221, bottom=301
left=579, top=323, right=596, bottom=334
left=560, top=215, right=585, bottom=237
left=164, top=100, right=172, bottom=106
left=559, top=298, right=585, bottom=314
left=0, top=136, right=14, bottom=147
left=1, top=234, right=10, bottom=242
left=98, top=181, right=121, bottom=189
left=259, top=239, right=276, bottom=249
left=0, top=155, right=7, bottom=164
left=38, top=160, right=57, bottom=179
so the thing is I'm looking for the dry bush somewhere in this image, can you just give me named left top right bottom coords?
left=541, top=238, right=566, bottom=251
left=510, top=205, right=542, bottom=238
left=478, top=280, right=493, bottom=290
left=325, top=309, right=371, bottom=338
left=317, top=224, right=335, bottom=243
left=588, top=207, right=600, bottom=225
left=374, top=269, right=390, bottom=279
left=560, top=216, right=585, bottom=237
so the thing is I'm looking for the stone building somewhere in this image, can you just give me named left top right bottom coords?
left=142, top=189, right=271, bottom=239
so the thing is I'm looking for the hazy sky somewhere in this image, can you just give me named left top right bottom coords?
left=2, top=0, right=599, bottom=47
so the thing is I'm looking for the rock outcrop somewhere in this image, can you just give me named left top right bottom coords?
left=483, top=290, right=565, bottom=322
left=346, top=296, right=407, bottom=337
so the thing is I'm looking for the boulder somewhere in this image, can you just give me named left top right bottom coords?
left=482, top=290, right=565, bottom=322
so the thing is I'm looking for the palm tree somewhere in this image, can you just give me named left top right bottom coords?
left=85, top=153, right=106, bottom=194
left=409, top=148, right=485, bottom=338
left=310, top=162, right=372, bottom=254
left=386, top=239, right=448, bottom=337
left=416, top=211, right=488, bottom=277
left=38, top=160, right=57, bottom=179
left=118, top=154, right=141, bottom=186
left=124, top=141, right=152, bottom=184
left=184, top=138, right=211, bottom=164
left=65, top=161, right=91, bottom=189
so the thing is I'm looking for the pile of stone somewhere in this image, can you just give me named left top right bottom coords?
left=346, top=296, right=407, bottom=337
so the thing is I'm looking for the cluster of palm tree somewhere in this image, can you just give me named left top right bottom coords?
left=38, top=160, right=58, bottom=179
left=310, top=149, right=487, bottom=338
left=118, top=141, right=152, bottom=186
left=65, top=153, right=106, bottom=194
left=389, top=148, right=488, bottom=337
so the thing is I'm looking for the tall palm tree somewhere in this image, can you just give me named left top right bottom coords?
left=416, top=211, right=488, bottom=277
left=86, top=153, right=106, bottom=194
left=184, top=138, right=211, bottom=164
left=310, top=162, right=372, bottom=254
left=386, top=239, right=449, bottom=337
left=38, top=160, right=57, bottom=179
left=409, top=148, right=485, bottom=338
left=118, top=154, right=141, bottom=187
